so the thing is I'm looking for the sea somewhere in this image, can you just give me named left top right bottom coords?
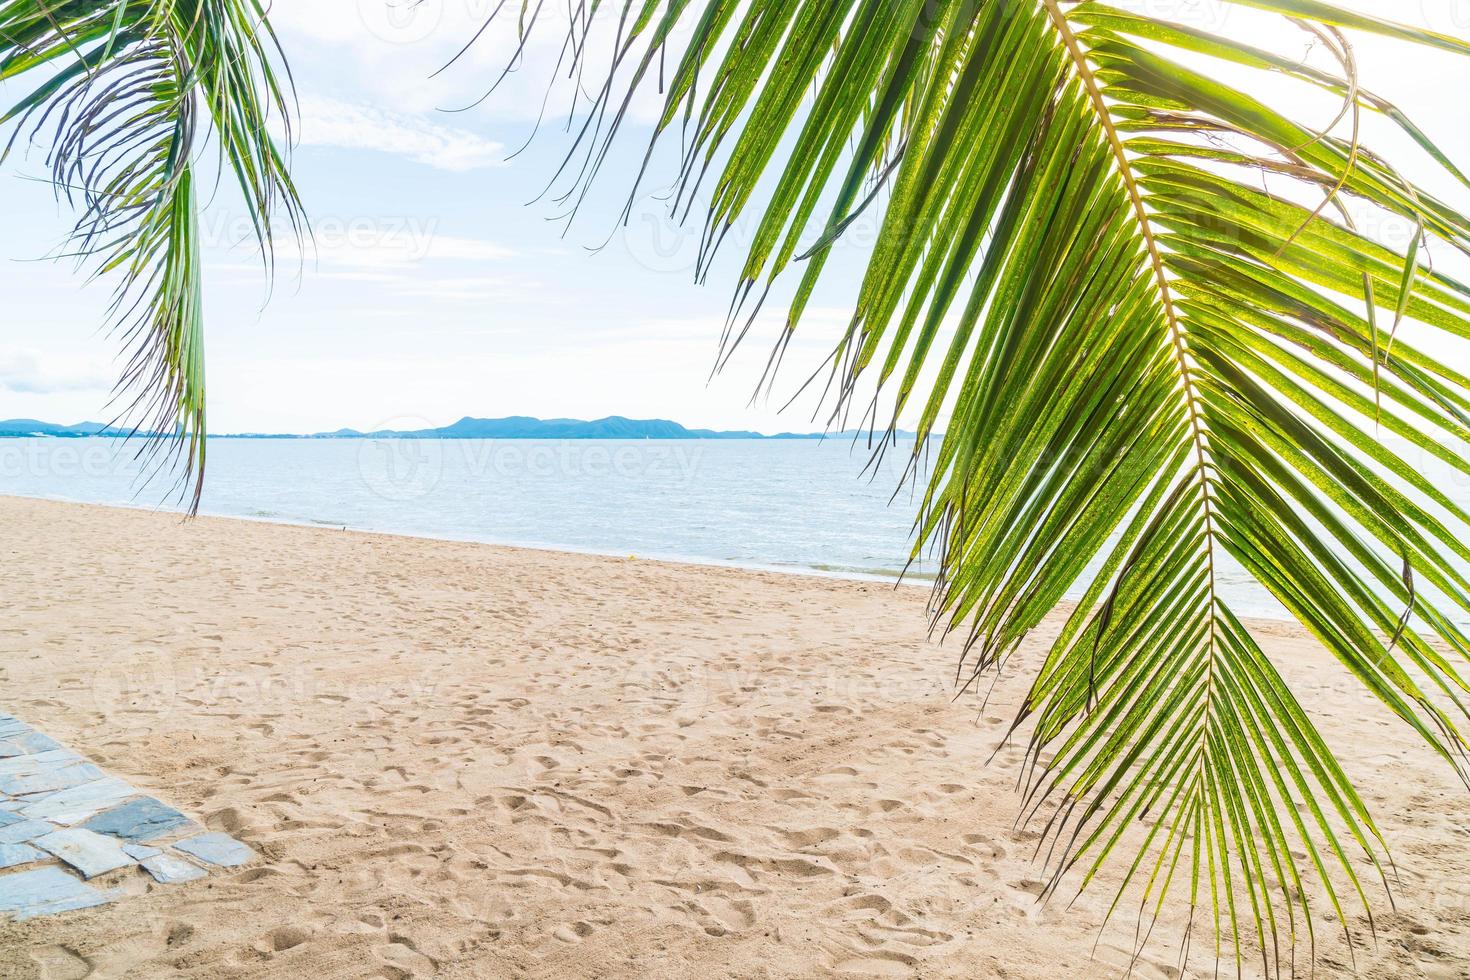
left=1, top=436, right=941, bottom=582
left=5, top=434, right=1466, bottom=625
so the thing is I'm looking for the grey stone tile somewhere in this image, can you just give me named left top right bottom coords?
left=0, top=820, right=55, bottom=845
left=34, top=829, right=135, bottom=879
left=0, top=843, right=45, bottom=870
left=81, top=797, right=192, bottom=842
left=0, top=764, right=105, bottom=798
left=140, top=854, right=206, bottom=885
left=0, top=867, right=115, bottom=920
left=20, top=779, right=135, bottom=825
left=0, top=750, right=82, bottom=777
left=0, top=733, right=66, bottom=756
left=173, top=833, right=254, bottom=868
left=0, top=715, right=243, bottom=913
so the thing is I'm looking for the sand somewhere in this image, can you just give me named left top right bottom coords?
left=0, top=495, right=1466, bottom=979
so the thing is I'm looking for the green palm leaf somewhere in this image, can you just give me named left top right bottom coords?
left=464, top=1, right=1470, bottom=970
left=0, top=0, right=301, bottom=508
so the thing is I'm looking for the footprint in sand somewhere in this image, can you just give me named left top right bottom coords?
left=829, top=950, right=919, bottom=976
left=257, top=925, right=313, bottom=953
left=29, top=945, right=92, bottom=980
left=375, top=939, right=437, bottom=978
left=553, top=920, right=597, bottom=943
left=959, top=833, right=1005, bottom=859
left=691, top=896, right=757, bottom=936
left=165, top=921, right=196, bottom=948
left=775, top=826, right=842, bottom=848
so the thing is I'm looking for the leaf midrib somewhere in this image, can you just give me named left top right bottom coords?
left=1043, top=0, right=1221, bottom=621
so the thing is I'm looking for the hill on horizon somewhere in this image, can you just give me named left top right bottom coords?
left=0, top=415, right=921, bottom=441
left=0, top=419, right=130, bottom=438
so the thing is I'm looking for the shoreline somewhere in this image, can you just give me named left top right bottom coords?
left=4, top=493, right=1323, bottom=637
left=0, top=489, right=943, bottom=589
left=5, top=493, right=1319, bottom=624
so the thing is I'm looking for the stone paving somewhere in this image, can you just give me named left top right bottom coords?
left=0, top=711, right=253, bottom=921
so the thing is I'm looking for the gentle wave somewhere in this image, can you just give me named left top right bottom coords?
left=0, top=435, right=1378, bottom=622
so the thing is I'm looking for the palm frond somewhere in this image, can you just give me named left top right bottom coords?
left=0, top=0, right=301, bottom=508
left=464, top=0, right=1470, bottom=970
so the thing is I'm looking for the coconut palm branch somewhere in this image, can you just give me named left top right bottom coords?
left=0, top=0, right=301, bottom=508
left=461, top=0, right=1470, bottom=970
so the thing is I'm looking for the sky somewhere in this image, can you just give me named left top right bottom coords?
left=3, top=1, right=1470, bottom=435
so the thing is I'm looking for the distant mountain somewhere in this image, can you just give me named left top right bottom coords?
left=223, top=415, right=919, bottom=440
left=0, top=419, right=130, bottom=438
left=2, top=415, right=921, bottom=441
left=360, top=416, right=816, bottom=440
left=355, top=416, right=773, bottom=440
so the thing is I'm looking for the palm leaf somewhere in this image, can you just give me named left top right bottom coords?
left=0, top=0, right=301, bottom=508
left=461, top=1, right=1470, bottom=970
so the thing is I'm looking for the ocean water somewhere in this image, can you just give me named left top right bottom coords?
left=7, top=435, right=1466, bottom=625
left=0, top=436, right=942, bottom=582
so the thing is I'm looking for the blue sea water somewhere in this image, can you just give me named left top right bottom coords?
left=6, top=435, right=1466, bottom=624
left=0, top=436, right=942, bottom=582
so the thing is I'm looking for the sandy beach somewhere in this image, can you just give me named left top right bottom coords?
left=1, top=495, right=1466, bottom=978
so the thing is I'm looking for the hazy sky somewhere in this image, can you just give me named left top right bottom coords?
left=3, top=1, right=1470, bottom=434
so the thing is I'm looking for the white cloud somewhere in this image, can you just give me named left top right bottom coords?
left=296, top=95, right=506, bottom=171
left=270, top=1, right=678, bottom=124
left=305, top=232, right=514, bottom=269
left=386, top=274, right=526, bottom=301
left=0, top=349, right=112, bottom=395
left=242, top=222, right=515, bottom=272
left=415, top=236, right=516, bottom=262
